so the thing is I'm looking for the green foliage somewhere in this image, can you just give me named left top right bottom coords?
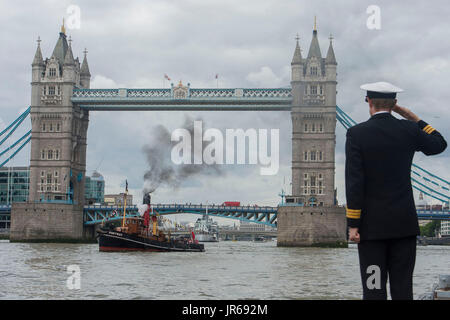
left=420, top=220, right=441, bottom=237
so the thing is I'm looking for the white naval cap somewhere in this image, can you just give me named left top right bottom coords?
left=360, top=81, right=403, bottom=100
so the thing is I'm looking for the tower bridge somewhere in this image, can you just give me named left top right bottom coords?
left=1, top=21, right=448, bottom=244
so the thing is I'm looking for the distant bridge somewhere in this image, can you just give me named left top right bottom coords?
left=83, top=204, right=278, bottom=227
left=1, top=204, right=449, bottom=231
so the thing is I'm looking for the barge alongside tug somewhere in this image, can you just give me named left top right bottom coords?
left=97, top=191, right=204, bottom=252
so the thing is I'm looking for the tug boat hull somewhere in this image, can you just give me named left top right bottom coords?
left=97, top=230, right=205, bottom=252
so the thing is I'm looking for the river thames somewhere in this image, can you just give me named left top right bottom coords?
left=0, top=240, right=448, bottom=300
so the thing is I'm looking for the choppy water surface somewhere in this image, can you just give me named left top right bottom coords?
left=0, top=240, right=448, bottom=299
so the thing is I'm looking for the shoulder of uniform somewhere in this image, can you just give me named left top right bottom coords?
left=347, top=122, right=367, bottom=135
left=399, top=119, right=428, bottom=133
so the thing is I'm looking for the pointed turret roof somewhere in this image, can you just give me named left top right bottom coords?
left=307, top=18, right=322, bottom=59
left=51, top=31, right=69, bottom=65
left=307, top=29, right=322, bottom=59
left=80, top=48, right=91, bottom=77
left=32, top=37, right=44, bottom=66
left=63, top=39, right=75, bottom=66
left=291, top=34, right=303, bottom=65
left=325, top=35, right=337, bottom=65
left=51, top=20, right=69, bottom=65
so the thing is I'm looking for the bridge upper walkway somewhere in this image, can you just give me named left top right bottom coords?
left=71, top=88, right=292, bottom=111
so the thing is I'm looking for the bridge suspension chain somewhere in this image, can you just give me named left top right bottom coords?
left=0, top=107, right=31, bottom=168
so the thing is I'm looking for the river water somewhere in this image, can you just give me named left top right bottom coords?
left=0, top=240, right=448, bottom=300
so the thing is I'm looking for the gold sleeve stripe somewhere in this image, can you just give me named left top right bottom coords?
left=346, top=208, right=361, bottom=219
left=347, top=212, right=361, bottom=219
left=423, top=125, right=436, bottom=134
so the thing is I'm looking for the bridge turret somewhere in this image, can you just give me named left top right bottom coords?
left=80, top=49, right=91, bottom=89
left=11, top=23, right=92, bottom=242
left=324, top=35, right=337, bottom=106
left=280, top=20, right=346, bottom=247
left=27, top=23, right=89, bottom=207
left=288, top=18, right=338, bottom=207
left=32, top=37, right=44, bottom=82
left=291, top=34, right=303, bottom=82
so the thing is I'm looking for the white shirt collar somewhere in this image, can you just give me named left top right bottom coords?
left=373, top=111, right=390, bottom=116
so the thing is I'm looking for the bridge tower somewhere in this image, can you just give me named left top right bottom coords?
left=10, top=23, right=91, bottom=241
left=277, top=22, right=346, bottom=247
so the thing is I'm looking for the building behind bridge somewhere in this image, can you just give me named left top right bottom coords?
left=0, top=166, right=105, bottom=205
left=103, top=193, right=133, bottom=206
left=84, top=171, right=105, bottom=204
left=0, top=166, right=29, bottom=205
left=239, top=221, right=275, bottom=232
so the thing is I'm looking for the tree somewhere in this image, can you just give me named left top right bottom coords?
left=420, top=221, right=441, bottom=237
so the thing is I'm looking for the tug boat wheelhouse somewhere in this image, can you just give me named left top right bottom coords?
left=97, top=191, right=204, bottom=252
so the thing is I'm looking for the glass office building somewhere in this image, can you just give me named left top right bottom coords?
left=84, top=171, right=105, bottom=205
left=0, top=166, right=30, bottom=205
left=0, top=167, right=105, bottom=205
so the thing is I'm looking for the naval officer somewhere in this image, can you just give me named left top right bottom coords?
left=345, top=81, right=447, bottom=300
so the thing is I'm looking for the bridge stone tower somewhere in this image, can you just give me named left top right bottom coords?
left=278, top=23, right=346, bottom=247
left=10, top=23, right=91, bottom=241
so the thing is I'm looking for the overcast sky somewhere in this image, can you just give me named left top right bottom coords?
left=1, top=0, right=449, bottom=224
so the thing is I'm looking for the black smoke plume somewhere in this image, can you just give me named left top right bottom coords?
left=142, top=116, right=223, bottom=194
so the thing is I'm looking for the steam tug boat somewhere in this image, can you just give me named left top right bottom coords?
left=97, top=191, right=205, bottom=252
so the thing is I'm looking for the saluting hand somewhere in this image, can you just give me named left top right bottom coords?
left=349, top=228, right=360, bottom=243
left=393, top=105, right=420, bottom=122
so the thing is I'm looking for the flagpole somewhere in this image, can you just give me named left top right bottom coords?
left=121, top=180, right=128, bottom=228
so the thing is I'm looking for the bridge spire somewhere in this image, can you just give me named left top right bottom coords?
left=61, top=18, right=66, bottom=35
left=32, top=36, right=44, bottom=66
left=81, top=48, right=91, bottom=76
left=80, top=48, right=91, bottom=88
left=63, top=36, right=75, bottom=66
left=307, top=18, right=322, bottom=59
left=291, top=33, right=303, bottom=65
left=325, top=34, right=337, bottom=65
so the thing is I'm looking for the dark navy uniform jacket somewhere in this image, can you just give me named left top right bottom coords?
left=345, top=112, right=447, bottom=240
